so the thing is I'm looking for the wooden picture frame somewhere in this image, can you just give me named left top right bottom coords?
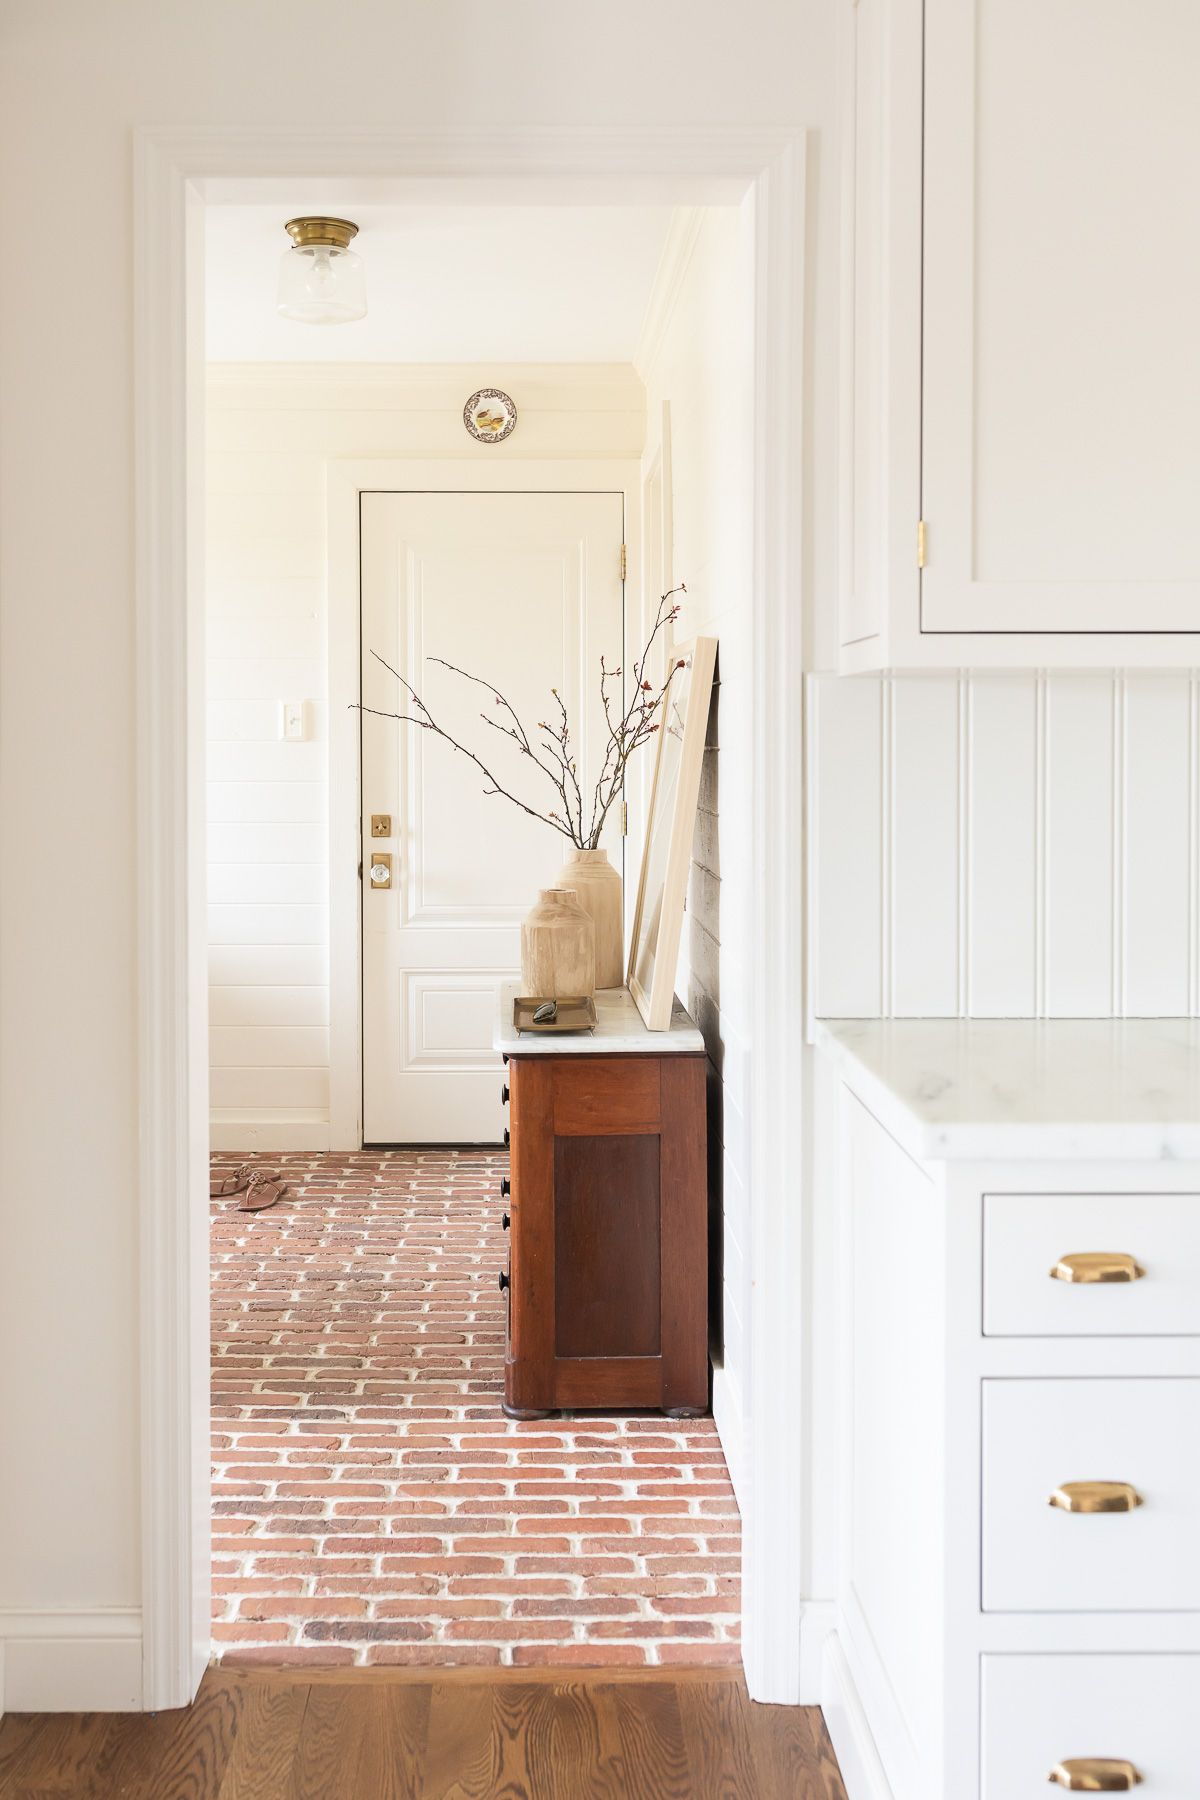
left=626, top=635, right=718, bottom=1029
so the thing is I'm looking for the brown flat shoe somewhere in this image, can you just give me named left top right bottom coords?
left=238, top=1171, right=288, bottom=1212
left=210, top=1163, right=253, bottom=1198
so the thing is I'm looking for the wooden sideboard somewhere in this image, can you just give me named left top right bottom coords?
left=495, top=985, right=709, bottom=1419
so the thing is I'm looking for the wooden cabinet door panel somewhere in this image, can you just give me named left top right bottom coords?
left=506, top=1053, right=708, bottom=1415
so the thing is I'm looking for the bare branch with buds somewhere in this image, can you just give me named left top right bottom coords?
left=352, top=585, right=687, bottom=848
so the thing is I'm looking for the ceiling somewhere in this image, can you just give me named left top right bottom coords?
left=204, top=203, right=678, bottom=364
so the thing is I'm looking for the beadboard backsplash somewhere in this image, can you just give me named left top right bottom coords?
left=809, top=672, right=1200, bottom=1019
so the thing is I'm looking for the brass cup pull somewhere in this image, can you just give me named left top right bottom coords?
left=1050, top=1253, right=1144, bottom=1284
left=1049, top=1481, right=1142, bottom=1514
left=1049, top=1757, right=1143, bottom=1790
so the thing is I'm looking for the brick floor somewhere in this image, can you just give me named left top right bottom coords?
left=210, top=1149, right=742, bottom=1668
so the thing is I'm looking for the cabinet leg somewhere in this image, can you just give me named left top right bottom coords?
left=663, top=1405, right=707, bottom=1420
left=502, top=1401, right=557, bottom=1421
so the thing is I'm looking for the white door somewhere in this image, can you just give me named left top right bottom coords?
left=360, top=490, right=625, bottom=1143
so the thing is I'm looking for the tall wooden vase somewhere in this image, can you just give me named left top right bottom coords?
left=520, top=888, right=596, bottom=999
left=555, top=848, right=623, bottom=989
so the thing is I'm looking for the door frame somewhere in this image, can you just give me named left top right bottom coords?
left=134, top=123, right=807, bottom=1709
left=327, top=461, right=641, bottom=1150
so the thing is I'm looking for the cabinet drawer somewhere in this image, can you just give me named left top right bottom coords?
left=983, top=1654, right=1200, bottom=1799
left=983, top=1192, right=1200, bottom=1336
left=982, top=1379, right=1200, bottom=1612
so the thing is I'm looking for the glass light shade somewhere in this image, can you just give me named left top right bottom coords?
left=276, top=242, right=366, bottom=325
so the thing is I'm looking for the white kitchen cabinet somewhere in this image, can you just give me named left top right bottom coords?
left=839, top=0, right=1200, bottom=668
left=815, top=1017, right=1200, bottom=1800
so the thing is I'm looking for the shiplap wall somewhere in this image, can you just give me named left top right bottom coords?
left=206, top=364, right=645, bottom=1148
left=638, top=206, right=755, bottom=1494
left=810, top=670, right=1200, bottom=1019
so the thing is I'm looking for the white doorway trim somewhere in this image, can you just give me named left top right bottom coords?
left=326, top=457, right=642, bottom=1151
left=134, top=123, right=807, bottom=1710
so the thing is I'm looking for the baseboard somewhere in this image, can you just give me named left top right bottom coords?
left=209, top=1111, right=331, bottom=1152
left=821, top=1632, right=894, bottom=1800
left=798, top=1600, right=837, bottom=1703
left=0, top=1609, right=143, bottom=1712
left=711, top=1365, right=746, bottom=1512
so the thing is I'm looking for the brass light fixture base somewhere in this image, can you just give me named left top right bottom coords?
left=284, top=216, right=359, bottom=250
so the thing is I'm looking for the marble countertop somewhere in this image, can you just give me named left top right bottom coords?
left=494, top=982, right=704, bottom=1057
left=814, top=1017, right=1200, bottom=1162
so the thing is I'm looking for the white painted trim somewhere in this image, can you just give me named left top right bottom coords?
left=133, top=130, right=211, bottom=1716
left=634, top=206, right=705, bottom=379
left=798, top=1602, right=838, bottom=1705
left=326, top=457, right=643, bottom=1152
left=711, top=1363, right=746, bottom=1510
left=821, top=1633, right=896, bottom=1800
left=0, top=1610, right=143, bottom=1713
left=210, top=1112, right=332, bottom=1152
left=741, top=131, right=809, bottom=1705
left=135, top=122, right=808, bottom=1713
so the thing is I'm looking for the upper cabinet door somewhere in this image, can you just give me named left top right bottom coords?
left=921, top=0, right=1200, bottom=636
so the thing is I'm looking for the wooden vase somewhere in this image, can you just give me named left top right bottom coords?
left=520, top=888, right=596, bottom=999
left=555, top=848, right=624, bottom=989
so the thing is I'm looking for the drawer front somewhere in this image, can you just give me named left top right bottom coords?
left=983, top=1654, right=1200, bottom=1799
left=983, top=1379, right=1200, bottom=1612
left=983, top=1191, right=1200, bottom=1336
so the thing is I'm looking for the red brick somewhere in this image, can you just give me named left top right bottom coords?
left=210, top=1149, right=740, bottom=1668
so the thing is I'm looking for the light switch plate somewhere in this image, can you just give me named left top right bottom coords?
left=279, top=700, right=307, bottom=742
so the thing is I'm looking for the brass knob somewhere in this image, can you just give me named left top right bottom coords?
left=1049, top=1253, right=1144, bottom=1284
left=1049, top=1757, right=1143, bottom=1790
left=1049, top=1481, right=1142, bottom=1514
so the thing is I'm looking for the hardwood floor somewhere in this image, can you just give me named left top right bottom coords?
left=0, top=1666, right=846, bottom=1799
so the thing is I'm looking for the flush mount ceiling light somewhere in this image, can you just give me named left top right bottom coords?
left=277, top=217, right=367, bottom=325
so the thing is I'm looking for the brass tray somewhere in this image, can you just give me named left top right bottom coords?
left=513, top=995, right=598, bottom=1035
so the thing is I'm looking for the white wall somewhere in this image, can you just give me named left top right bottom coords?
left=811, top=671, right=1200, bottom=1020
left=636, top=208, right=756, bottom=1497
left=206, top=363, right=644, bottom=1150
left=0, top=0, right=835, bottom=1712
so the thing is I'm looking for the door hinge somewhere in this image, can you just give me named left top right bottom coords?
left=917, top=519, right=927, bottom=569
left=622, top=801, right=628, bottom=836
left=619, top=543, right=627, bottom=582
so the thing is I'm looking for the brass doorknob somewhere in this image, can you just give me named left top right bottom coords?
left=1049, top=1253, right=1144, bottom=1283
left=1049, top=1757, right=1142, bottom=1790
left=1048, top=1482, right=1142, bottom=1514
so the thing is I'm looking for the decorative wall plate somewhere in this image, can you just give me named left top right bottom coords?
left=464, top=388, right=517, bottom=444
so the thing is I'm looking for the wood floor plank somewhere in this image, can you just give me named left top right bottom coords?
left=418, top=1680, right=494, bottom=1800
left=746, top=1701, right=848, bottom=1800
left=50, top=1676, right=242, bottom=1800
left=677, top=1674, right=760, bottom=1800
left=0, top=1671, right=849, bottom=1800
left=347, top=1682, right=431, bottom=1800
left=215, top=1679, right=310, bottom=1800
left=6, top=1712, right=116, bottom=1798
left=0, top=1715, right=55, bottom=1794
left=607, top=1679, right=692, bottom=1800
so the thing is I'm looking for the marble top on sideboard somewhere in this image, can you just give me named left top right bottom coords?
left=494, top=983, right=704, bottom=1057
left=814, top=1016, right=1200, bottom=1162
